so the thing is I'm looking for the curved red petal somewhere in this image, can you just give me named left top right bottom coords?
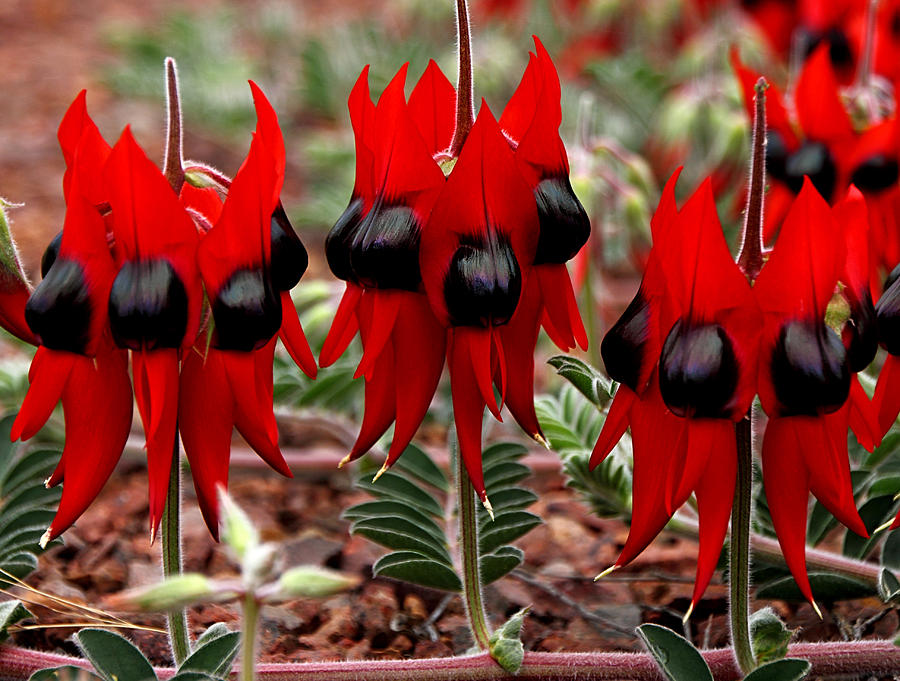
left=448, top=328, right=488, bottom=499
left=795, top=44, right=854, bottom=144
left=355, top=290, right=401, bottom=380
left=12, top=348, right=74, bottom=442
left=278, top=291, right=317, bottom=378
left=408, top=60, right=456, bottom=157
left=729, top=47, right=797, bottom=148
left=499, top=277, right=543, bottom=440
left=848, top=376, right=881, bottom=451
left=348, top=65, right=377, bottom=206
left=590, top=386, right=635, bottom=468
left=319, top=283, right=362, bottom=368
left=874, top=354, right=900, bottom=436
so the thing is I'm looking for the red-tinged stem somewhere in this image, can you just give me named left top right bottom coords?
left=5, top=641, right=900, bottom=681
left=161, top=438, right=190, bottom=666
left=729, top=416, right=755, bottom=675
left=736, top=77, right=767, bottom=283
left=163, top=57, right=185, bottom=195
left=448, top=0, right=475, bottom=156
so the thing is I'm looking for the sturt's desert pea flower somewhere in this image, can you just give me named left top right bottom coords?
left=9, top=74, right=316, bottom=542
left=594, top=174, right=880, bottom=611
left=321, top=33, right=590, bottom=511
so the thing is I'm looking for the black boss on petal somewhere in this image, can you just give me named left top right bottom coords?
left=532, top=175, right=591, bottom=265
left=600, top=289, right=652, bottom=392
left=325, top=196, right=365, bottom=282
left=658, top=321, right=739, bottom=418
left=108, top=259, right=188, bottom=351
left=783, top=141, right=837, bottom=199
left=212, top=268, right=282, bottom=352
left=25, top=257, right=92, bottom=354
left=443, top=231, right=521, bottom=328
left=876, top=273, right=900, bottom=355
left=843, top=291, right=878, bottom=371
left=270, top=204, right=308, bottom=291
left=40, top=231, right=63, bottom=278
left=850, top=154, right=900, bottom=194
left=771, top=319, right=849, bottom=416
left=349, top=203, right=422, bottom=291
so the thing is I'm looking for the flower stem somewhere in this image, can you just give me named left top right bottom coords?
left=163, top=57, right=185, bottom=195
left=448, top=0, right=475, bottom=156
left=161, top=440, right=190, bottom=666
left=737, top=77, right=768, bottom=282
left=241, top=594, right=260, bottom=681
left=855, top=0, right=880, bottom=92
left=454, top=436, right=492, bottom=651
left=730, top=414, right=756, bottom=675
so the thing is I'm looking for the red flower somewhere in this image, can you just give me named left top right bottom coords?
left=593, top=170, right=760, bottom=607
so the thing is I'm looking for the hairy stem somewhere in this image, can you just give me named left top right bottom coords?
left=448, top=0, right=475, bottom=156
left=163, top=57, right=185, bottom=195
left=736, top=77, right=767, bottom=282
left=729, top=415, right=756, bottom=675
left=242, top=594, right=260, bottom=681
left=161, top=440, right=190, bottom=665
left=455, top=437, right=492, bottom=651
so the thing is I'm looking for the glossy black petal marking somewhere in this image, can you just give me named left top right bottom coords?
left=876, top=273, right=900, bottom=355
left=798, top=26, right=853, bottom=69
left=771, top=319, right=849, bottom=415
left=108, top=259, right=188, bottom=351
left=270, top=204, right=308, bottom=291
left=25, top=257, right=92, bottom=354
left=212, top=268, right=281, bottom=351
left=40, top=231, right=63, bottom=279
left=532, top=175, right=591, bottom=265
left=843, top=290, right=878, bottom=371
left=850, top=154, right=899, bottom=194
left=325, top=196, right=365, bottom=282
left=765, top=130, right=789, bottom=185
left=600, top=288, right=651, bottom=392
left=443, top=231, right=521, bottom=328
left=784, top=141, right=837, bottom=199
left=349, top=203, right=421, bottom=291
left=658, top=320, right=739, bottom=418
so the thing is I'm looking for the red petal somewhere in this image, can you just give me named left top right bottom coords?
left=354, top=290, right=401, bottom=380
left=874, top=354, right=900, bottom=436
left=0, top=286, right=38, bottom=346
left=834, top=187, right=870, bottom=303
left=348, top=66, right=377, bottom=206
left=319, top=283, right=362, bottom=368
left=536, top=264, right=588, bottom=351
left=278, top=291, right=317, bottom=378
left=249, top=81, right=286, bottom=205
left=499, top=277, right=543, bottom=440
left=179, top=346, right=233, bottom=539
left=46, top=350, right=131, bottom=541
left=57, top=90, right=111, bottom=206
left=12, top=348, right=74, bottom=442
left=499, top=53, right=539, bottom=144
left=795, top=44, right=854, bottom=145
left=448, top=328, right=488, bottom=499
left=848, top=376, right=881, bottom=451
left=132, top=349, right=179, bottom=535
left=590, top=386, right=635, bottom=468
left=385, top=293, right=446, bottom=467
left=408, top=60, right=456, bottom=157
left=348, top=338, right=396, bottom=462
left=729, top=47, right=797, bottom=149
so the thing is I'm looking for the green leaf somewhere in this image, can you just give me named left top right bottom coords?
left=1, top=449, right=59, bottom=493
left=742, top=658, right=811, bottom=681
left=29, top=667, right=102, bottom=681
left=0, top=599, right=31, bottom=642
left=755, top=573, right=876, bottom=602
left=750, top=607, right=792, bottom=664
left=178, top=630, right=240, bottom=679
left=168, top=674, right=218, bottom=681
left=479, top=510, right=542, bottom=554
left=636, top=623, right=713, bottom=681
left=489, top=606, right=529, bottom=674
left=882, top=527, right=900, bottom=570
left=843, top=495, right=895, bottom=559
left=193, top=622, right=231, bottom=649
left=342, top=501, right=445, bottom=545
left=483, top=462, right=530, bottom=491
left=391, top=444, right=448, bottom=492
left=354, top=472, right=444, bottom=517
left=878, top=568, right=900, bottom=603
left=351, top=517, right=452, bottom=564
left=372, top=552, right=462, bottom=591
left=74, top=629, right=157, bottom=681
left=480, top=488, right=538, bottom=513
left=482, top=442, right=529, bottom=465
left=481, top=545, right=524, bottom=584
left=548, top=355, right=614, bottom=407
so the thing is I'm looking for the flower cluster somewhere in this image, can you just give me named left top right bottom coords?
left=595, top=171, right=879, bottom=610
left=10, top=78, right=315, bottom=543
left=321, top=38, right=590, bottom=508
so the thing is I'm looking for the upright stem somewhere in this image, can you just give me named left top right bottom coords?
left=448, top=0, right=475, bottom=156
left=730, top=415, right=756, bottom=675
left=163, top=57, right=185, bottom=195
left=736, top=77, right=768, bottom=281
left=241, top=594, right=260, bottom=681
left=455, top=440, right=492, bottom=651
left=855, top=0, right=880, bottom=91
left=161, top=441, right=190, bottom=666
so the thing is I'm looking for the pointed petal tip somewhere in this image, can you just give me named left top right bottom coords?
left=43, top=477, right=52, bottom=489
left=38, top=528, right=52, bottom=550
left=372, top=463, right=389, bottom=483
left=682, top=602, right=694, bottom=624
left=338, top=453, right=352, bottom=469
left=482, top=497, right=495, bottom=521
left=875, top=519, right=895, bottom=534
left=149, top=524, right=157, bottom=546
left=534, top=432, right=551, bottom=450
left=594, top=564, right=618, bottom=581
left=812, top=600, right=823, bottom=620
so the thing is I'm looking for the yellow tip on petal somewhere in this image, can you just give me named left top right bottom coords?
left=149, top=525, right=157, bottom=547
left=372, top=464, right=389, bottom=483
left=812, top=600, right=823, bottom=620
left=39, top=528, right=51, bottom=550
left=534, top=433, right=551, bottom=450
left=594, top=564, right=618, bottom=581
left=43, top=477, right=51, bottom=489
left=893, top=490, right=900, bottom=501
left=338, top=453, right=352, bottom=469
left=482, top=497, right=495, bottom=521
left=875, top=519, right=895, bottom=534
left=682, top=603, right=695, bottom=624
